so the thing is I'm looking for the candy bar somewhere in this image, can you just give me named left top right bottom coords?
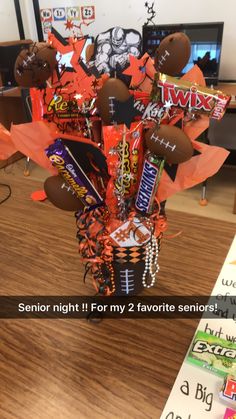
left=187, top=330, right=236, bottom=377
left=103, top=122, right=144, bottom=215
left=135, top=153, right=164, bottom=214
left=153, top=73, right=231, bottom=120
left=223, top=408, right=236, bottom=419
left=220, top=376, right=236, bottom=405
left=46, top=139, right=103, bottom=208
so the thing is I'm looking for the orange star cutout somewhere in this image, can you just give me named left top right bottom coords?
left=123, top=55, right=146, bottom=87
left=48, top=32, right=73, bottom=55
left=123, top=53, right=156, bottom=88
left=65, top=20, right=74, bottom=30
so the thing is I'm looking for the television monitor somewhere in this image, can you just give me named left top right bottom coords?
left=0, top=40, right=32, bottom=87
left=142, top=22, right=224, bottom=85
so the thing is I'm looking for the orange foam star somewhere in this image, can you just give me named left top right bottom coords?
left=65, top=20, right=74, bottom=30
left=123, top=55, right=147, bottom=87
left=48, top=32, right=73, bottom=55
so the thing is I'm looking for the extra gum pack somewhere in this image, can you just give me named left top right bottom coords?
left=187, top=330, right=236, bottom=378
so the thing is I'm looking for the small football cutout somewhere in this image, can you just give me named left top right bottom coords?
left=145, top=124, right=193, bottom=164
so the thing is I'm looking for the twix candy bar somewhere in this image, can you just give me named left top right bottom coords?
left=152, top=73, right=231, bottom=120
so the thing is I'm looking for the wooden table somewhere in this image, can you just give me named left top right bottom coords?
left=0, top=172, right=235, bottom=418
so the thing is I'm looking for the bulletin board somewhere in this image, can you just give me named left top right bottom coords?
left=33, top=0, right=96, bottom=41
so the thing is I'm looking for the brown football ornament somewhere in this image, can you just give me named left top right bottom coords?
left=145, top=124, right=193, bottom=164
left=96, top=78, right=130, bottom=125
left=14, top=42, right=57, bottom=87
left=44, top=175, right=84, bottom=211
left=154, top=32, right=191, bottom=76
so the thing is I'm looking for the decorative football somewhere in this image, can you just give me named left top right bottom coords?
left=154, top=32, right=191, bottom=76
left=44, top=175, right=84, bottom=211
left=14, top=42, right=57, bottom=87
left=96, top=78, right=130, bottom=125
left=85, top=43, right=95, bottom=63
left=145, top=124, right=193, bottom=164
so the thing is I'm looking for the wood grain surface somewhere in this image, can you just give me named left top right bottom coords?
left=0, top=172, right=235, bottom=419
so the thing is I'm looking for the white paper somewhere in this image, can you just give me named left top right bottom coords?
left=161, top=235, right=236, bottom=419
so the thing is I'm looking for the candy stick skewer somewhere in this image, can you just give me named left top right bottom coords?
left=120, top=124, right=127, bottom=196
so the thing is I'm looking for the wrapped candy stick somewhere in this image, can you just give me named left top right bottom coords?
left=135, top=153, right=165, bottom=215
left=46, top=139, right=103, bottom=209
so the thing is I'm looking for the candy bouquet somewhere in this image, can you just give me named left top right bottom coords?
left=2, top=26, right=230, bottom=296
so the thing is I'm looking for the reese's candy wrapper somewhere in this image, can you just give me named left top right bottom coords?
left=152, top=73, right=231, bottom=120
left=135, top=153, right=164, bottom=215
left=46, top=139, right=103, bottom=208
left=30, top=86, right=97, bottom=136
left=103, top=122, right=144, bottom=213
left=187, top=330, right=236, bottom=377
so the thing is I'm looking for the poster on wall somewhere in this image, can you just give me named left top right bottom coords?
left=35, top=0, right=96, bottom=41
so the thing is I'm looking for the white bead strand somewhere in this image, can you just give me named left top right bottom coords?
left=142, top=236, right=160, bottom=288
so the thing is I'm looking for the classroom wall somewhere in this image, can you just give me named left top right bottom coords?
left=19, top=0, right=38, bottom=41
left=0, top=1, right=234, bottom=147
left=18, top=0, right=236, bottom=80
left=0, top=0, right=235, bottom=79
left=0, top=0, right=20, bottom=41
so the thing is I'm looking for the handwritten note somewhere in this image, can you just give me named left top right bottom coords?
left=161, top=235, right=236, bottom=419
